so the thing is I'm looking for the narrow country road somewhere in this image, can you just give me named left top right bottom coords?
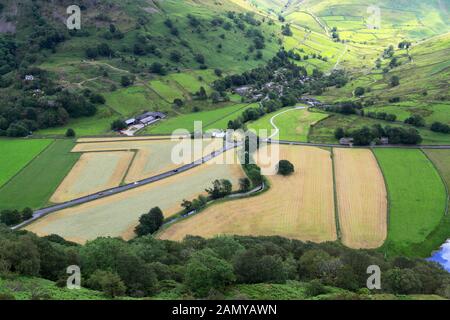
left=268, top=106, right=306, bottom=139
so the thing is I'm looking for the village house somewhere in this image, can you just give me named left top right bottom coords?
left=339, top=137, right=354, bottom=146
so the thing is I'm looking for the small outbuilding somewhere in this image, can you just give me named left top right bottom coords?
left=339, top=137, right=354, bottom=146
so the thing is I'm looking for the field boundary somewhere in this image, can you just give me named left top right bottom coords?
left=306, top=108, right=331, bottom=143
left=370, top=147, right=391, bottom=254
left=330, top=148, right=342, bottom=241
left=421, top=149, right=450, bottom=217
left=372, top=149, right=395, bottom=257
left=120, top=150, right=139, bottom=186
left=0, top=139, right=55, bottom=191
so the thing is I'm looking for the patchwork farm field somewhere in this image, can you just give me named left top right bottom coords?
left=159, top=145, right=337, bottom=242
left=25, top=151, right=245, bottom=243
left=248, top=107, right=329, bottom=141
left=0, top=140, right=80, bottom=211
left=0, top=139, right=53, bottom=188
left=373, top=149, right=447, bottom=256
left=333, top=148, right=387, bottom=249
left=71, top=138, right=224, bottom=184
left=50, top=151, right=134, bottom=203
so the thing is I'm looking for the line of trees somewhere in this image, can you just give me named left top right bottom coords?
left=335, top=124, right=422, bottom=145
left=1, top=225, right=449, bottom=299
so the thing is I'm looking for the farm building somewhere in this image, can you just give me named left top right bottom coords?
left=340, top=138, right=354, bottom=146
left=127, top=112, right=167, bottom=126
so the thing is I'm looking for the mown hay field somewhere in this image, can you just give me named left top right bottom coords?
left=25, top=151, right=245, bottom=243
left=159, top=145, right=337, bottom=242
left=71, top=138, right=224, bottom=184
left=373, top=149, right=447, bottom=255
left=333, top=148, right=387, bottom=249
left=50, top=151, right=134, bottom=203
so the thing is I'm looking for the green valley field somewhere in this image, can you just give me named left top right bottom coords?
left=373, top=149, right=447, bottom=256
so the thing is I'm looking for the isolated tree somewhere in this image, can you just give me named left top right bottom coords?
left=135, top=207, right=164, bottom=236
left=173, top=98, right=184, bottom=108
left=334, top=127, right=345, bottom=140
left=354, top=87, right=365, bottom=97
left=277, top=160, right=294, bottom=176
left=214, top=68, right=223, bottom=77
left=390, top=76, right=400, bottom=87
left=65, top=128, right=75, bottom=137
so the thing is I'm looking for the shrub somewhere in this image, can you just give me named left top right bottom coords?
left=65, top=128, right=75, bottom=137
left=277, top=160, right=294, bottom=176
left=135, top=207, right=164, bottom=236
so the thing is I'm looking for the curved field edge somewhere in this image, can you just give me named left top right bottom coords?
left=333, top=148, right=387, bottom=249
left=373, top=148, right=447, bottom=257
left=0, top=139, right=54, bottom=188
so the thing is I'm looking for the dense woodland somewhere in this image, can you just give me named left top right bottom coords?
left=0, top=226, right=449, bottom=299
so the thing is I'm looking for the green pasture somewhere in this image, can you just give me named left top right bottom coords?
left=0, top=140, right=80, bottom=211
left=0, top=139, right=53, bottom=188
left=373, top=148, right=447, bottom=256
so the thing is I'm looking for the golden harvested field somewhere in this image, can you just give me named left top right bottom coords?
left=25, top=151, right=244, bottom=243
left=159, top=145, right=337, bottom=242
left=333, top=148, right=388, bottom=249
left=76, top=136, right=185, bottom=143
left=51, top=151, right=134, bottom=203
left=72, top=138, right=224, bottom=183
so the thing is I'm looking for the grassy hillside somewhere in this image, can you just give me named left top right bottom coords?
left=0, top=0, right=283, bottom=137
